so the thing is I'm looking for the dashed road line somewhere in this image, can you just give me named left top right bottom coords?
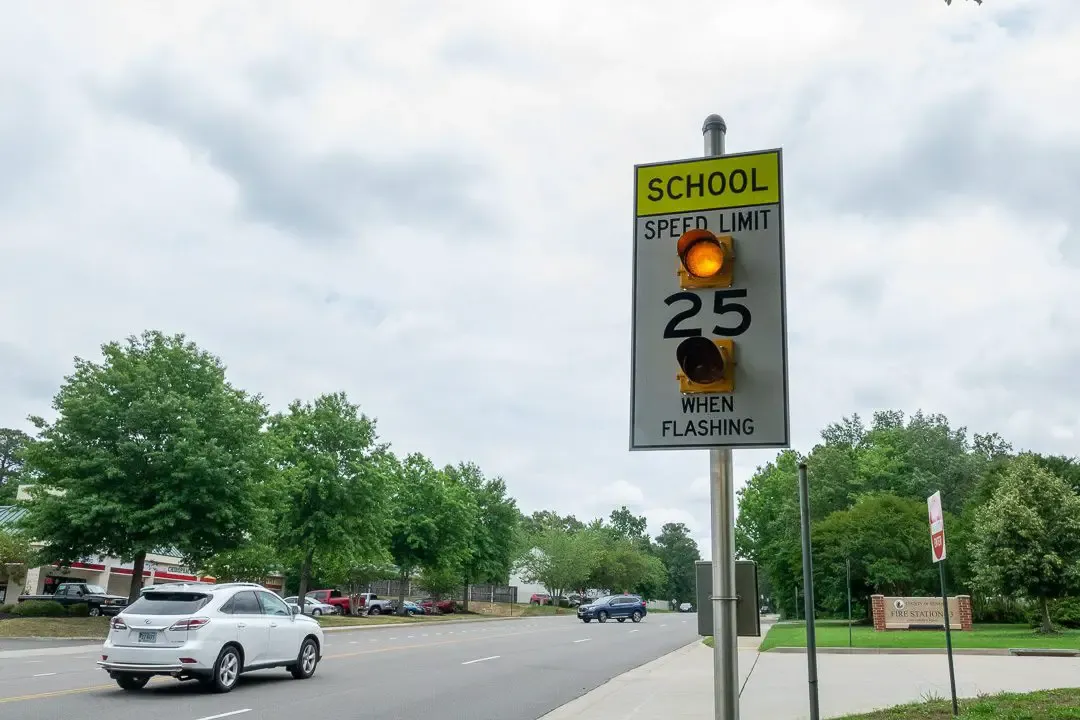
left=194, top=710, right=252, bottom=720
left=461, top=655, right=500, bottom=665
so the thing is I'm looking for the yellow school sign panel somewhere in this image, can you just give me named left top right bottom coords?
left=635, top=149, right=781, bottom=216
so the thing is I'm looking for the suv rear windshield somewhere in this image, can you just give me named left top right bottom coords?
left=123, top=592, right=212, bottom=615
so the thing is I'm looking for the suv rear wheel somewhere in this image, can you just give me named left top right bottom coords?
left=368, top=606, right=381, bottom=615
left=202, top=645, right=241, bottom=693
left=631, top=610, right=643, bottom=623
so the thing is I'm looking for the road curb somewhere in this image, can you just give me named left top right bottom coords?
left=0, top=636, right=104, bottom=642
left=766, top=646, right=1014, bottom=656
left=320, top=614, right=528, bottom=633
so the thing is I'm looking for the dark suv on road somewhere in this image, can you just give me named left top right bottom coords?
left=577, top=594, right=647, bottom=624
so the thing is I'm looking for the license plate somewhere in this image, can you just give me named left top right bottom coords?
left=138, top=631, right=157, bottom=643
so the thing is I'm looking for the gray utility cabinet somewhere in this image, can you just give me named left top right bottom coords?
left=694, top=559, right=761, bottom=637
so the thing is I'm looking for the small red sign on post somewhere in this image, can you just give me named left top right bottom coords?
left=928, top=491, right=946, bottom=563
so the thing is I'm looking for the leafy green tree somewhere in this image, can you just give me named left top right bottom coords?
left=268, top=391, right=392, bottom=614
left=519, top=510, right=585, bottom=536
left=19, top=331, right=270, bottom=602
left=970, top=454, right=1080, bottom=633
left=0, top=428, right=30, bottom=504
left=654, top=522, right=701, bottom=604
left=0, top=526, right=31, bottom=587
left=445, top=462, right=518, bottom=611
left=387, top=453, right=476, bottom=613
left=594, top=538, right=665, bottom=598
left=516, top=527, right=598, bottom=599
left=609, top=506, right=649, bottom=544
left=812, top=493, right=945, bottom=617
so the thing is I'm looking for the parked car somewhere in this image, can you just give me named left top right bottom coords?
left=679, top=602, right=694, bottom=612
left=529, top=593, right=551, bottom=606
left=355, top=592, right=395, bottom=615
left=577, top=594, right=647, bottom=624
left=401, top=600, right=425, bottom=616
left=98, top=581, right=324, bottom=693
left=305, top=589, right=352, bottom=615
left=419, top=597, right=456, bottom=614
left=19, top=582, right=128, bottom=617
left=283, top=596, right=337, bottom=616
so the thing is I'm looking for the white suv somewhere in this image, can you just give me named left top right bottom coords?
left=98, top=582, right=324, bottom=693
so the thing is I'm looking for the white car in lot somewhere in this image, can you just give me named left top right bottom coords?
left=98, top=581, right=324, bottom=693
left=283, top=595, right=338, bottom=616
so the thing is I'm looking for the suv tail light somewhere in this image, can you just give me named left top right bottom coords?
left=111, top=617, right=128, bottom=630
left=169, top=617, right=210, bottom=631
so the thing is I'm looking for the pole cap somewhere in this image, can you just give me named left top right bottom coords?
left=702, top=114, right=727, bottom=134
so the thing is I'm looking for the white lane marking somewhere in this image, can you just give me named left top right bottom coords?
left=461, top=655, right=500, bottom=665
left=573, top=638, right=591, bottom=644
left=33, top=672, right=57, bottom=677
left=422, top=634, right=429, bottom=637
left=389, top=637, right=398, bottom=640
left=630, top=629, right=640, bottom=633
left=24, top=660, right=44, bottom=664
left=407, top=635, right=415, bottom=639
left=195, top=711, right=252, bottom=720
left=660, top=624, right=668, bottom=628
left=349, top=641, right=358, bottom=645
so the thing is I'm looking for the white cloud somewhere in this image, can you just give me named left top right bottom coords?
left=2, top=0, right=1079, bottom=561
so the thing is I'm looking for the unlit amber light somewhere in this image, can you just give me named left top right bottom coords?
left=683, top=240, right=725, bottom=278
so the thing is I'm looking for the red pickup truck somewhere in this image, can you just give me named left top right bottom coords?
left=307, top=589, right=352, bottom=615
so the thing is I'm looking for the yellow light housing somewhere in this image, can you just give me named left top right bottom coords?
left=676, top=230, right=735, bottom=289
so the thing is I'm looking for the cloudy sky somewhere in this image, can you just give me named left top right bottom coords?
left=2, top=0, right=1076, bottom=558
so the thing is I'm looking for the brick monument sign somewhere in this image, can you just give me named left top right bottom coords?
left=871, top=594, right=972, bottom=631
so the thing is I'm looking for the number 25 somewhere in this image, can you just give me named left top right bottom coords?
left=663, top=289, right=752, bottom=338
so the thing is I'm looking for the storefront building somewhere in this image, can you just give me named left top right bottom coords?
left=1, top=504, right=283, bottom=602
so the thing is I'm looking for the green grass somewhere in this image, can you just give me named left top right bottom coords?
left=833, top=688, right=1080, bottom=719
left=759, top=621, right=1080, bottom=652
left=0, top=616, right=110, bottom=639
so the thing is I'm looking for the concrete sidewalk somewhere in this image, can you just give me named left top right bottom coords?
left=540, top=626, right=1080, bottom=719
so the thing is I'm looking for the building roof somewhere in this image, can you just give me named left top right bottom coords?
left=0, top=505, right=180, bottom=559
left=0, top=505, right=28, bottom=527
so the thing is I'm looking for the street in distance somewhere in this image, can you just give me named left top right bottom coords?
left=630, top=149, right=790, bottom=451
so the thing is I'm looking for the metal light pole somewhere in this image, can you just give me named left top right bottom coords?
left=703, top=113, right=740, bottom=720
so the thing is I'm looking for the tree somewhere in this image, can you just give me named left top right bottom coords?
left=654, top=522, right=702, bottom=604
left=386, top=453, right=475, bottom=613
left=519, top=510, right=585, bottom=536
left=812, top=493, right=944, bottom=617
left=445, top=462, right=519, bottom=611
left=0, top=526, right=31, bottom=588
left=970, top=454, right=1080, bottom=633
left=609, top=506, right=648, bottom=544
left=0, top=428, right=30, bottom=504
left=19, top=331, right=270, bottom=602
left=516, top=527, right=598, bottom=599
left=268, top=391, right=393, bottom=614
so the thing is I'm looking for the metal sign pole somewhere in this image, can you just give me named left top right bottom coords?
left=703, top=114, right=740, bottom=720
left=797, top=461, right=821, bottom=720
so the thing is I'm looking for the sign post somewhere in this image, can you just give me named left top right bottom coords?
left=630, top=117, right=789, bottom=720
left=928, top=490, right=959, bottom=716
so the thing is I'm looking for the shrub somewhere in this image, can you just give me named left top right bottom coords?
left=0, top=603, right=14, bottom=614
left=68, top=603, right=90, bottom=617
left=972, top=594, right=1030, bottom=624
left=1026, top=597, right=1080, bottom=630
left=12, top=599, right=68, bottom=617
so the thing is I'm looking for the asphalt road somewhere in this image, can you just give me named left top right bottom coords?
left=0, top=613, right=700, bottom=720
left=0, top=638, right=96, bottom=652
